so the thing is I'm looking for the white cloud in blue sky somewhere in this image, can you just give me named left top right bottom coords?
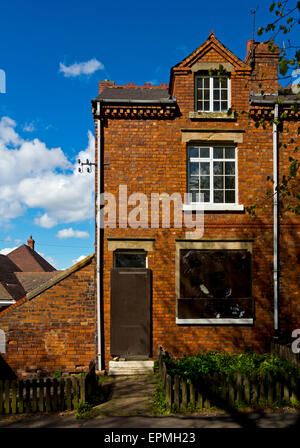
left=0, top=246, right=17, bottom=255
left=72, top=255, right=87, bottom=265
left=34, top=213, right=57, bottom=229
left=59, top=58, right=104, bottom=77
left=23, top=122, right=36, bottom=132
left=0, top=117, right=94, bottom=229
left=56, top=228, right=89, bottom=239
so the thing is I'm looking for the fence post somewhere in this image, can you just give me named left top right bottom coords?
left=244, top=374, right=250, bottom=404
left=11, top=380, right=17, bottom=414
left=228, top=375, right=235, bottom=407
left=59, top=378, right=65, bottom=411
left=32, top=379, right=37, bottom=413
left=174, top=374, right=180, bottom=410
left=203, top=375, right=210, bottom=409
left=25, top=380, right=31, bottom=413
left=162, top=363, right=167, bottom=388
left=18, top=380, right=24, bottom=413
left=66, top=378, right=72, bottom=410
left=266, top=372, right=273, bottom=406
left=72, top=377, right=79, bottom=409
left=4, top=380, right=10, bottom=414
left=52, top=379, right=58, bottom=412
left=236, top=371, right=242, bottom=404
left=260, top=372, right=266, bottom=405
left=189, top=382, right=196, bottom=408
left=38, top=379, right=44, bottom=412
left=275, top=376, right=282, bottom=403
left=290, top=374, right=297, bottom=403
left=158, top=350, right=163, bottom=376
left=165, top=374, right=172, bottom=410
left=0, top=380, right=3, bottom=414
left=45, top=379, right=51, bottom=412
left=197, top=377, right=203, bottom=409
left=80, top=376, right=86, bottom=403
left=251, top=372, right=258, bottom=406
left=283, top=372, right=290, bottom=404
left=181, top=378, right=188, bottom=410
left=221, top=373, right=227, bottom=403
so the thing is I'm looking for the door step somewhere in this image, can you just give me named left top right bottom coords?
left=109, top=360, right=154, bottom=376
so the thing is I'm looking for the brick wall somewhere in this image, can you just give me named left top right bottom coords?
left=0, top=256, right=96, bottom=378
left=95, top=37, right=300, bottom=370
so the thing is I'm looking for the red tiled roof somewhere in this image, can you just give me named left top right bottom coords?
left=0, top=243, right=57, bottom=305
left=7, top=245, right=56, bottom=272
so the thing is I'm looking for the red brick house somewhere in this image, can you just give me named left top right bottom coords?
left=91, top=32, right=300, bottom=372
left=0, top=32, right=299, bottom=378
left=0, top=236, right=57, bottom=311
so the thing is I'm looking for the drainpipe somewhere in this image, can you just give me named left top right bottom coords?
left=273, top=103, right=279, bottom=340
left=96, top=100, right=103, bottom=370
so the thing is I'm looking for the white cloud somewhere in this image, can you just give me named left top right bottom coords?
left=72, top=255, right=86, bottom=265
left=56, top=228, right=89, bottom=239
left=23, top=122, right=35, bottom=132
left=59, top=58, right=104, bottom=77
left=0, top=117, right=94, bottom=228
left=0, top=246, right=17, bottom=255
left=34, top=213, right=57, bottom=229
left=0, top=116, right=23, bottom=147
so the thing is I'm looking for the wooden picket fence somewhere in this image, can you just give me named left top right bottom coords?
left=158, top=352, right=300, bottom=411
left=0, top=362, right=98, bottom=415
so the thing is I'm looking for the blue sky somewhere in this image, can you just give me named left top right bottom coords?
left=0, top=0, right=295, bottom=269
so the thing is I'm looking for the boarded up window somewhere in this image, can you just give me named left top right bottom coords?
left=180, top=249, right=251, bottom=299
left=0, top=330, right=5, bottom=354
left=178, top=250, right=253, bottom=319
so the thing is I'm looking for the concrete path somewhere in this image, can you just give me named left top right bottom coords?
left=0, top=373, right=299, bottom=428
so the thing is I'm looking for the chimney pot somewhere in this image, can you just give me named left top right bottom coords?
left=27, top=236, right=35, bottom=251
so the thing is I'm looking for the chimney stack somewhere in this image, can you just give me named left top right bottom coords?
left=27, top=236, right=35, bottom=251
left=245, top=40, right=255, bottom=61
left=245, top=40, right=280, bottom=94
left=99, top=80, right=115, bottom=95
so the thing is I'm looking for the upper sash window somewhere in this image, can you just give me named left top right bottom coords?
left=195, top=75, right=230, bottom=112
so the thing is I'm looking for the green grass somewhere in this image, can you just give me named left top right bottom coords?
left=74, top=401, right=99, bottom=419
left=150, top=376, right=170, bottom=415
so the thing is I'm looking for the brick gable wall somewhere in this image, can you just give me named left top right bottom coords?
left=0, top=257, right=96, bottom=378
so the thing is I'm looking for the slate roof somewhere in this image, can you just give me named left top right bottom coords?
left=15, top=272, right=60, bottom=293
left=96, top=86, right=175, bottom=102
left=7, top=245, right=56, bottom=272
left=250, top=93, right=300, bottom=104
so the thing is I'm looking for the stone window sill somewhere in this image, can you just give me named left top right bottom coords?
left=189, top=111, right=236, bottom=120
left=182, top=203, right=244, bottom=212
left=176, top=318, right=253, bottom=325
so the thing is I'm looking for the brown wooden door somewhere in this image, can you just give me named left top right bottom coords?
left=110, top=268, right=151, bottom=358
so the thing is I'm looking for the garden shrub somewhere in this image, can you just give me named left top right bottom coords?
left=164, top=351, right=300, bottom=383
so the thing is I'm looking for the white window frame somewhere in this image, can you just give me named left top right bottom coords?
left=185, top=145, right=244, bottom=212
left=195, top=75, right=231, bottom=113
